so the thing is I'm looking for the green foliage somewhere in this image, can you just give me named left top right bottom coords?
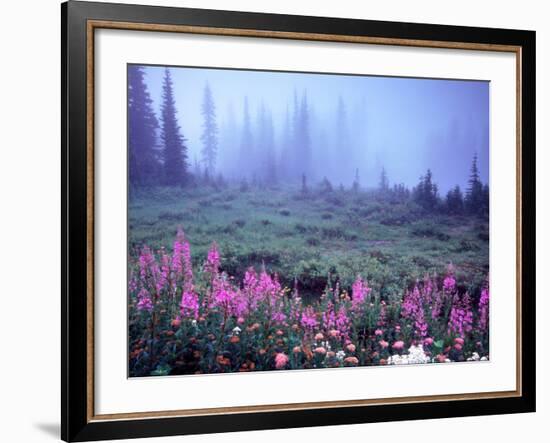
left=129, top=185, right=489, bottom=297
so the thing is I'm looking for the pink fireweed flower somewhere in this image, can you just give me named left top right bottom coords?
left=448, top=293, right=473, bottom=336
left=454, top=337, right=464, bottom=345
left=392, top=341, right=405, bottom=350
left=374, top=329, right=383, bottom=336
left=138, top=247, right=159, bottom=288
left=272, top=311, right=287, bottom=324
left=257, top=269, right=281, bottom=297
left=128, top=269, right=138, bottom=293
left=210, top=274, right=248, bottom=318
left=424, top=337, right=434, bottom=346
left=454, top=343, right=463, bottom=351
left=300, top=306, right=318, bottom=330
left=443, top=275, right=456, bottom=292
left=204, top=242, right=220, bottom=276
left=478, top=287, right=489, bottom=332
left=314, top=347, right=327, bottom=355
left=379, top=340, right=389, bottom=349
left=402, top=285, right=428, bottom=338
left=156, top=249, right=170, bottom=294
left=275, top=352, right=289, bottom=369
left=329, top=329, right=340, bottom=338
left=180, top=290, right=199, bottom=319
left=322, top=301, right=336, bottom=330
left=351, top=276, right=371, bottom=312
left=171, top=229, right=186, bottom=275
left=346, top=343, right=356, bottom=353
left=242, top=267, right=283, bottom=318
left=344, top=356, right=359, bottom=365
left=431, top=287, right=444, bottom=320
left=171, top=229, right=194, bottom=296
left=136, top=288, right=153, bottom=311
left=315, top=333, right=324, bottom=341
left=335, top=306, right=350, bottom=338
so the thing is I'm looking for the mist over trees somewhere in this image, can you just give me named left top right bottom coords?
left=128, top=66, right=489, bottom=214
left=200, top=83, right=219, bottom=176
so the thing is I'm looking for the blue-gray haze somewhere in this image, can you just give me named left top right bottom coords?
left=138, top=64, right=489, bottom=192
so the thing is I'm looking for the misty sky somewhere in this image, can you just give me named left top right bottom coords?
left=134, top=64, right=489, bottom=192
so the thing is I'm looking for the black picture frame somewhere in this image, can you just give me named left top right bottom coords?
left=62, top=1, right=536, bottom=441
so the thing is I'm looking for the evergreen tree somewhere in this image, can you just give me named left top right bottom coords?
left=298, top=91, right=312, bottom=179
left=352, top=168, right=360, bottom=193
left=335, top=96, right=351, bottom=179
left=481, top=183, right=490, bottom=216
left=128, top=66, right=159, bottom=187
left=465, top=153, right=484, bottom=215
left=446, top=185, right=464, bottom=215
left=320, top=177, right=333, bottom=193
left=239, top=97, right=254, bottom=179
left=379, top=166, right=389, bottom=192
left=255, top=103, right=277, bottom=186
left=264, top=109, right=277, bottom=185
left=192, top=156, right=201, bottom=183
left=160, top=68, right=188, bottom=186
left=200, top=82, right=219, bottom=176
left=279, top=104, right=293, bottom=182
left=391, top=183, right=410, bottom=202
left=301, top=173, right=309, bottom=194
left=414, top=169, right=439, bottom=211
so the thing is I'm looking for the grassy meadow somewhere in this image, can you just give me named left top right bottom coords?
left=129, top=183, right=489, bottom=300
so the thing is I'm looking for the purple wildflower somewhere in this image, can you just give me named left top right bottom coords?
left=478, top=287, right=489, bottom=332
left=301, top=306, right=318, bottom=330
left=136, top=288, right=153, bottom=311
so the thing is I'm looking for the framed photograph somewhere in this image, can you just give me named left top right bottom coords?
left=62, top=1, right=535, bottom=441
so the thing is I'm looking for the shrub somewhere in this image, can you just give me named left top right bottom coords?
left=233, top=219, right=246, bottom=228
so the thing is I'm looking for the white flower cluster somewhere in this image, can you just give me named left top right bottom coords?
left=335, top=350, right=346, bottom=362
left=467, top=352, right=489, bottom=362
left=232, top=326, right=242, bottom=335
left=387, top=344, right=430, bottom=365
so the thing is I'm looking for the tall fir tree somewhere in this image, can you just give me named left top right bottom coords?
left=352, top=168, right=360, bottom=193
left=160, top=68, right=188, bottom=186
left=289, top=90, right=301, bottom=180
left=239, top=97, right=254, bottom=180
left=414, top=169, right=439, bottom=211
left=379, top=166, right=389, bottom=192
left=263, top=108, right=277, bottom=185
left=465, top=153, right=484, bottom=215
left=279, top=104, right=293, bottom=182
left=200, top=82, right=219, bottom=176
left=222, top=102, right=239, bottom=178
left=128, top=66, right=159, bottom=187
left=446, top=185, right=464, bottom=215
left=335, top=96, right=351, bottom=179
left=297, top=91, right=312, bottom=179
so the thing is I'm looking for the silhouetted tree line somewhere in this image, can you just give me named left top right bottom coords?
left=373, top=154, right=488, bottom=216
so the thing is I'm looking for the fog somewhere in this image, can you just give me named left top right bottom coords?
left=138, top=64, right=489, bottom=192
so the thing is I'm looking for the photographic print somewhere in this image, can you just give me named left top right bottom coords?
left=127, top=64, right=490, bottom=377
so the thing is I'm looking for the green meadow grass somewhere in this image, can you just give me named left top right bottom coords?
left=129, top=185, right=489, bottom=300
